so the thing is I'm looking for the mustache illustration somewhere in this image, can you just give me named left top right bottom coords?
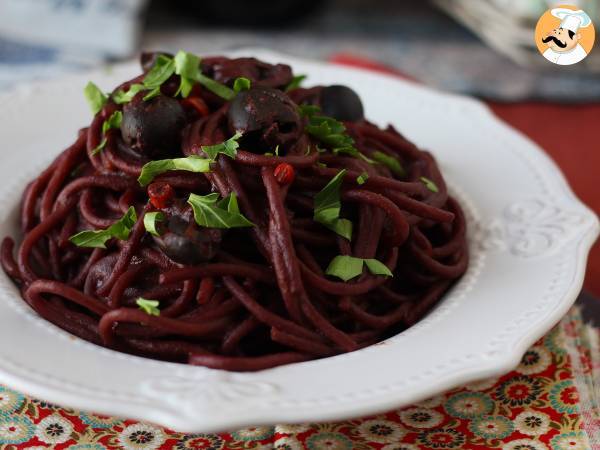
left=542, top=35, right=567, bottom=48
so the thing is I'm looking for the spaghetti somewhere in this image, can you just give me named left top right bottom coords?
left=1, top=52, right=468, bottom=371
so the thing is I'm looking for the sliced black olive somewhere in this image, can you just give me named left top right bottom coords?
left=227, top=87, right=301, bottom=152
left=154, top=214, right=221, bottom=266
left=121, top=94, right=187, bottom=159
left=140, top=51, right=174, bottom=72
left=320, top=85, right=364, bottom=122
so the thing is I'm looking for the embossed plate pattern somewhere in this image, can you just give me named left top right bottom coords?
left=0, top=49, right=597, bottom=432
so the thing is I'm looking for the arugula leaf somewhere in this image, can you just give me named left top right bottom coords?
left=143, top=54, right=176, bottom=88
left=356, top=172, right=369, bottom=185
left=201, top=132, right=243, bottom=160
left=188, top=192, right=254, bottom=229
left=69, top=206, right=137, bottom=248
left=325, top=255, right=393, bottom=282
left=138, top=156, right=212, bottom=186
left=84, top=82, right=107, bottom=115
left=233, top=77, right=251, bottom=93
left=136, top=298, right=160, bottom=316
left=372, top=151, right=406, bottom=178
left=92, top=111, right=123, bottom=155
left=420, top=176, right=439, bottom=193
left=144, top=211, right=165, bottom=236
left=112, top=83, right=144, bottom=104
left=285, top=74, right=307, bottom=92
left=314, top=169, right=353, bottom=240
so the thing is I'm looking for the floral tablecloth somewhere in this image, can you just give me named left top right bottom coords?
left=0, top=306, right=598, bottom=450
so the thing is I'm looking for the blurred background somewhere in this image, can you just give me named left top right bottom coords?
left=0, top=0, right=598, bottom=307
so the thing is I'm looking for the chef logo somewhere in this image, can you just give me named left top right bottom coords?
left=535, top=5, right=595, bottom=65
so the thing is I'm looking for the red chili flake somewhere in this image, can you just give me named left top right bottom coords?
left=274, top=163, right=295, bottom=185
left=147, top=182, right=174, bottom=209
left=181, top=96, right=210, bottom=117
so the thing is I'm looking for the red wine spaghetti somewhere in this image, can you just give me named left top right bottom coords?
left=1, top=52, right=468, bottom=371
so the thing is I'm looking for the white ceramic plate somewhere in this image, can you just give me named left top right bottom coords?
left=0, top=49, right=597, bottom=433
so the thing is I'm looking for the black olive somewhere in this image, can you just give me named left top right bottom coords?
left=320, top=85, right=364, bottom=122
left=227, top=87, right=301, bottom=152
left=121, top=94, right=187, bottom=159
left=154, top=215, right=221, bottom=265
left=140, top=51, right=174, bottom=72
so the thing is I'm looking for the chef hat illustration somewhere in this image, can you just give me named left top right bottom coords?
left=551, top=8, right=592, bottom=33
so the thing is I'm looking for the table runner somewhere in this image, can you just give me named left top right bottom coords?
left=0, top=306, right=597, bottom=449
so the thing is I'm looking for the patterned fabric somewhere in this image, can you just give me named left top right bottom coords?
left=0, top=307, right=598, bottom=449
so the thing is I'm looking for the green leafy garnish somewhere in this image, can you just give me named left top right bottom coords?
left=143, top=86, right=162, bottom=101
left=174, top=50, right=201, bottom=98
left=300, top=105, right=371, bottom=162
left=188, top=192, right=254, bottom=229
left=372, top=151, right=406, bottom=178
left=112, top=83, right=144, bottom=104
left=285, top=74, right=307, bottom=92
left=92, top=111, right=123, bottom=155
left=201, top=131, right=243, bottom=160
left=136, top=298, right=160, bottom=316
left=196, top=73, right=236, bottom=100
left=325, top=255, right=393, bottom=282
left=69, top=206, right=137, bottom=248
left=233, top=77, right=251, bottom=93
left=420, top=176, right=439, bottom=193
left=138, top=156, right=212, bottom=186
left=314, top=169, right=353, bottom=240
left=144, top=211, right=165, bottom=236
left=84, top=82, right=107, bottom=115
left=356, top=172, right=369, bottom=185
left=143, top=54, right=176, bottom=89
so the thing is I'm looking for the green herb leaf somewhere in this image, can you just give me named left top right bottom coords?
left=363, top=258, right=393, bottom=277
left=136, top=298, right=160, bottom=316
left=112, top=83, right=144, bottom=104
left=325, top=255, right=364, bottom=282
left=101, top=111, right=122, bottom=134
left=138, top=156, right=212, bottom=186
left=285, top=74, right=307, bottom=92
left=84, top=82, right=107, bottom=115
left=174, top=50, right=201, bottom=80
left=300, top=106, right=368, bottom=161
left=91, top=137, right=107, bottom=156
left=233, top=77, right=251, bottom=93
left=298, top=104, right=320, bottom=117
left=143, top=211, right=165, bottom=236
left=201, top=131, right=243, bottom=160
left=143, top=54, right=175, bottom=88
left=188, top=192, right=254, bottom=229
left=372, top=151, right=406, bottom=178
left=143, top=86, right=162, bottom=101
left=325, top=255, right=393, bottom=282
left=69, top=206, right=137, bottom=248
left=196, top=73, right=236, bottom=100
left=314, top=169, right=353, bottom=240
left=420, top=176, right=439, bottom=193
left=174, top=50, right=201, bottom=98
left=91, top=111, right=122, bottom=155
left=356, top=172, right=369, bottom=185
